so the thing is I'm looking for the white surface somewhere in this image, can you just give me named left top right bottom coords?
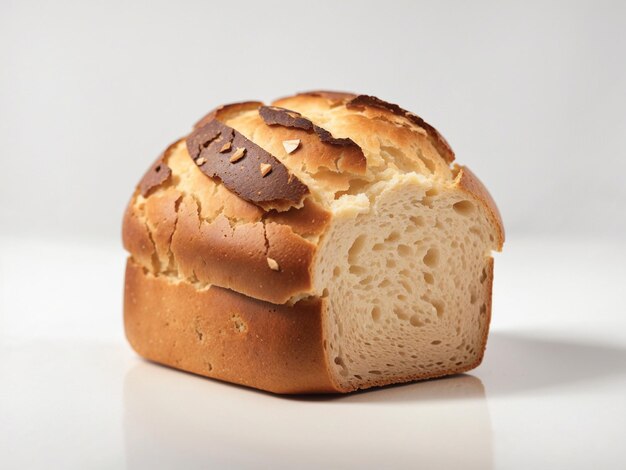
left=2, top=0, right=626, bottom=242
left=1, top=236, right=625, bottom=469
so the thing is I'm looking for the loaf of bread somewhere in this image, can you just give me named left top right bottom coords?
left=122, top=91, right=504, bottom=394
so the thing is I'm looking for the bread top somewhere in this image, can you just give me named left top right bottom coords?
left=123, top=91, right=504, bottom=305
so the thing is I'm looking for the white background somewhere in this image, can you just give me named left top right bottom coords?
left=1, top=1, right=625, bottom=469
left=1, top=0, right=625, bottom=241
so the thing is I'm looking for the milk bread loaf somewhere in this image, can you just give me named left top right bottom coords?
left=122, top=91, right=504, bottom=393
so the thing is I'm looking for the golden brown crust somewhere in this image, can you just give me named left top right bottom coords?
left=271, top=93, right=453, bottom=177
left=257, top=105, right=367, bottom=175
left=216, top=184, right=264, bottom=222
left=454, top=165, right=505, bottom=250
left=275, top=91, right=455, bottom=165
left=265, top=198, right=331, bottom=238
left=143, top=188, right=182, bottom=270
left=224, top=109, right=366, bottom=183
left=168, top=195, right=316, bottom=304
left=124, top=259, right=338, bottom=394
left=273, top=91, right=356, bottom=113
left=165, top=140, right=265, bottom=224
left=124, top=143, right=322, bottom=304
left=122, top=200, right=156, bottom=271
left=286, top=90, right=356, bottom=102
left=345, top=94, right=455, bottom=164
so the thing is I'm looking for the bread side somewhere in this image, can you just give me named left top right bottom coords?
left=124, top=259, right=339, bottom=394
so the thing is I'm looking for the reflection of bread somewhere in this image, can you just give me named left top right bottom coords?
left=123, top=91, right=504, bottom=393
left=124, top=366, right=492, bottom=469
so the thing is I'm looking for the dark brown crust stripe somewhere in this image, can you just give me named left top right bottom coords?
left=137, top=140, right=182, bottom=197
left=259, top=106, right=358, bottom=148
left=186, top=120, right=309, bottom=206
left=346, top=95, right=455, bottom=163
left=259, top=106, right=312, bottom=130
left=139, top=158, right=170, bottom=197
left=312, top=125, right=355, bottom=147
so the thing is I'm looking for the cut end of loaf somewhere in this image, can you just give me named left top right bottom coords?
left=315, top=173, right=496, bottom=391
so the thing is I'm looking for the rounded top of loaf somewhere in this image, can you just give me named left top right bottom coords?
left=140, top=91, right=462, bottom=207
left=123, top=91, right=503, bottom=305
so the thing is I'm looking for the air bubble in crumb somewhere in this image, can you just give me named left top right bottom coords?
left=385, top=231, right=400, bottom=243
left=348, top=235, right=367, bottom=264
left=410, top=215, right=424, bottom=226
left=432, top=300, right=445, bottom=317
left=397, top=244, right=412, bottom=257
left=371, top=306, right=381, bottom=322
left=453, top=200, right=475, bottom=216
left=423, top=248, right=439, bottom=267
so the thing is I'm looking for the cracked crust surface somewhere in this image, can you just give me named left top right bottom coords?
left=187, top=119, right=309, bottom=210
left=123, top=139, right=326, bottom=304
left=122, top=91, right=504, bottom=394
